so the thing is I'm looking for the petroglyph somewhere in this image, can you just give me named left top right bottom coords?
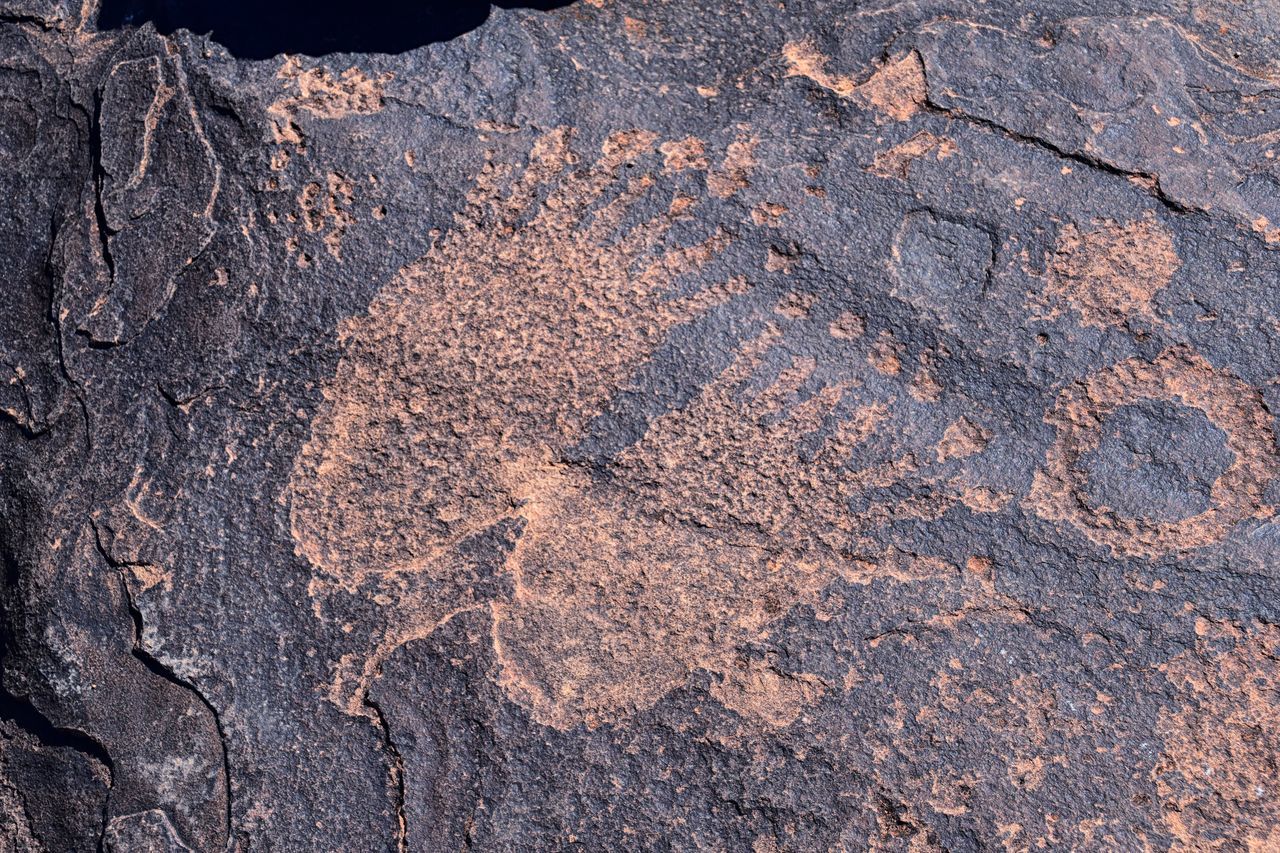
left=267, top=57, right=391, bottom=166
left=1155, top=619, right=1280, bottom=850
left=291, top=128, right=751, bottom=721
left=1027, top=347, right=1280, bottom=558
left=289, top=128, right=996, bottom=729
left=296, top=172, right=355, bottom=262
left=1041, top=214, right=1181, bottom=328
left=291, top=128, right=737, bottom=584
left=870, top=131, right=957, bottom=179
left=782, top=40, right=926, bottom=122
left=289, top=119, right=1271, bottom=740
left=493, top=321, right=1000, bottom=726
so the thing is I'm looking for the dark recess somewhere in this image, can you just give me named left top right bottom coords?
left=96, top=0, right=578, bottom=59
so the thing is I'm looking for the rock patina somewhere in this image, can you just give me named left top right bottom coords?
left=3, top=0, right=1280, bottom=849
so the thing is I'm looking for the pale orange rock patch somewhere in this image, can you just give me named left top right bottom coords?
left=1155, top=619, right=1280, bottom=851
left=937, top=417, right=991, bottom=462
left=267, top=58, right=390, bottom=146
left=783, top=39, right=926, bottom=122
left=870, top=131, right=957, bottom=178
left=1044, top=214, right=1181, bottom=328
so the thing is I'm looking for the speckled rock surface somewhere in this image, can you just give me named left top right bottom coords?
left=3, top=1, right=1280, bottom=849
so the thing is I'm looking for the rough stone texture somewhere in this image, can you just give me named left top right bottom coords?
left=3, top=0, right=1280, bottom=850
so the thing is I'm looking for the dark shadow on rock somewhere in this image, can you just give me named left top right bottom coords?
left=96, top=0, right=578, bottom=59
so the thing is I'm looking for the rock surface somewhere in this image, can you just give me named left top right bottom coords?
left=3, top=0, right=1280, bottom=849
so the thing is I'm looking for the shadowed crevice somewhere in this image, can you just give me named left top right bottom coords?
left=89, top=520, right=234, bottom=847
left=96, top=0, right=579, bottom=59
left=0, top=643, right=115, bottom=851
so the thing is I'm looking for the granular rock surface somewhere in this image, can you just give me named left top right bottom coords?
left=3, top=0, right=1280, bottom=850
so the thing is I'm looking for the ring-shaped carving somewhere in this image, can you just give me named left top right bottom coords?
left=1027, top=346, right=1280, bottom=558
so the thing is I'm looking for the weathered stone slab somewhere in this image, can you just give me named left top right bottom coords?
left=3, top=1, right=1280, bottom=849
